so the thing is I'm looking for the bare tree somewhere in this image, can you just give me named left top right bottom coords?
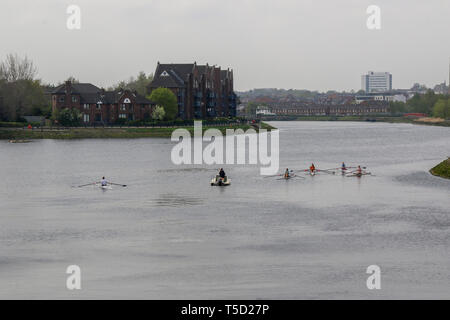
left=0, top=53, right=37, bottom=82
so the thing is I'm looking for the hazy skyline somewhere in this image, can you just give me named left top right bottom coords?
left=1, top=0, right=449, bottom=91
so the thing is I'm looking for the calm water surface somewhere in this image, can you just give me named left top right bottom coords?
left=0, top=121, right=449, bottom=299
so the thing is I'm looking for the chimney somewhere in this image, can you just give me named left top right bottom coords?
left=65, top=80, right=72, bottom=94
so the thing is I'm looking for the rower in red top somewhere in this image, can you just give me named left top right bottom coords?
left=309, top=163, right=316, bottom=174
left=356, top=165, right=362, bottom=175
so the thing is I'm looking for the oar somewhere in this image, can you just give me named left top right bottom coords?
left=109, top=182, right=127, bottom=187
left=319, top=169, right=336, bottom=175
left=76, top=182, right=97, bottom=188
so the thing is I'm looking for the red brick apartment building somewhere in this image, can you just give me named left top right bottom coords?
left=51, top=81, right=154, bottom=124
left=148, top=62, right=237, bottom=119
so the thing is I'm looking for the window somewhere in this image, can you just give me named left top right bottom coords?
left=160, top=70, right=169, bottom=77
left=95, top=114, right=102, bottom=121
left=59, top=96, right=65, bottom=102
left=83, top=104, right=90, bottom=110
left=96, top=104, right=102, bottom=110
left=120, top=104, right=126, bottom=111
left=119, top=114, right=126, bottom=119
left=83, top=114, right=90, bottom=123
left=72, top=96, right=78, bottom=102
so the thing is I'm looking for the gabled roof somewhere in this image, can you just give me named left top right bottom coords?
left=52, top=82, right=152, bottom=104
left=52, top=83, right=101, bottom=95
left=150, top=63, right=195, bottom=88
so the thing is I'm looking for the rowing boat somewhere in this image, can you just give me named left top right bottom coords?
left=211, top=175, right=231, bottom=186
left=99, top=184, right=113, bottom=190
left=347, top=172, right=371, bottom=177
left=277, top=174, right=296, bottom=180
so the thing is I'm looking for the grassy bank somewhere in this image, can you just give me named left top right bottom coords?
left=0, top=122, right=276, bottom=140
left=430, top=159, right=450, bottom=179
left=260, top=115, right=450, bottom=127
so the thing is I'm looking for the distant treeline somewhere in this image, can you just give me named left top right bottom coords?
left=389, top=91, right=450, bottom=119
left=237, top=88, right=361, bottom=100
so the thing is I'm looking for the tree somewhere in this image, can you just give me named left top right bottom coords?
left=65, top=76, right=79, bottom=84
left=148, top=88, right=178, bottom=120
left=432, top=98, right=450, bottom=119
left=0, top=79, right=48, bottom=121
left=0, top=54, right=49, bottom=121
left=389, top=101, right=407, bottom=114
left=245, top=102, right=258, bottom=116
left=0, top=53, right=37, bottom=82
left=109, top=71, right=153, bottom=97
left=152, top=105, right=166, bottom=120
left=54, top=108, right=81, bottom=126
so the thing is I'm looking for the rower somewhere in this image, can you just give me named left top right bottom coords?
left=356, top=166, right=362, bottom=175
left=219, top=168, right=226, bottom=179
left=341, top=162, right=346, bottom=170
left=310, top=163, right=316, bottom=173
left=284, top=168, right=290, bottom=178
left=101, top=177, right=108, bottom=186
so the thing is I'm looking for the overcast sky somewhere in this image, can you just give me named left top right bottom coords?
left=1, top=0, right=449, bottom=91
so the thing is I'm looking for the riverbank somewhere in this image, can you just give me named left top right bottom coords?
left=258, top=115, right=450, bottom=127
left=0, top=122, right=276, bottom=140
left=430, top=159, right=450, bottom=179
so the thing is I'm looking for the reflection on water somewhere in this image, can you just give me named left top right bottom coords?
left=148, top=193, right=204, bottom=207
left=0, top=121, right=449, bottom=299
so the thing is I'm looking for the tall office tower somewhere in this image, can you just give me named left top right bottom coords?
left=361, top=71, right=392, bottom=93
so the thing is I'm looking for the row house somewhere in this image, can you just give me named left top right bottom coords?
left=148, top=62, right=237, bottom=120
left=270, top=101, right=389, bottom=116
left=51, top=81, right=154, bottom=124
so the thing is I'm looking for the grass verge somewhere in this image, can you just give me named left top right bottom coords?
left=0, top=122, right=276, bottom=140
left=430, top=159, right=450, bottom=179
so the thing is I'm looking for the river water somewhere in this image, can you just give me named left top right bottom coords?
left=0, top=121, right=449, bottom=299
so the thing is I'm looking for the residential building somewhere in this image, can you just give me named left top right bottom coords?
left=264, top=101, right=389, bottom=116
left=361, top=71, right=392, bottom=93
left=256, top=105, right=275, bottom=116
left=355, top=93, right=407, bottom=104
left=51, top=81, right=154, bottom=125
left=148, top=62, right=237, bottom=119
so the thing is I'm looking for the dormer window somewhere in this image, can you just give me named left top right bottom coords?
left=160, top=70, right=169, bottom=77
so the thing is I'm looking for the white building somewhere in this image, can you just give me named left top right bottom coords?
left=355, top=93, right=406, bottom=104
left=361, top=71, right=392, bottom=93
left=256, top=105, right=275, bottom=116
